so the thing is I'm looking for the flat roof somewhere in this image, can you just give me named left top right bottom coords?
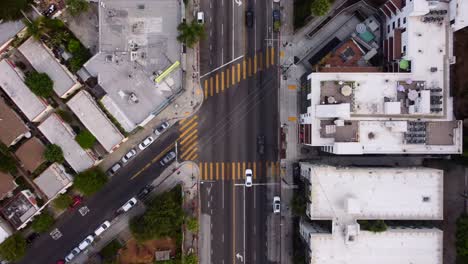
left=38, top=114, right=95, bottom=172
left=34, top=163, right=72, bottom=200
left=14, top=137, right=46, bottom=172
left=0, top=59, right=48, bottom=121
left=18, top=37, right=78, bottom=97
left=0, top=97, right=29, bottom=146
left=0, top=20, right=24, bottom=49
left=308, top=229, right=442, bottom=264
left=302, top=164, right=443, bottom=220
left=67, top=90, right=124, bottom=152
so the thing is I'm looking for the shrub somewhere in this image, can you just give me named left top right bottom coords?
left=186, top=217, right=199, bottom=233
left=73, top=167, right=108, bottom=196
left=0, top=234, right=27, bottom=262
left=25, top=72, right=54, bottom=98
left=311, top=0, right=331, bottom=17
left=44, top=144, right=65, bottom=163
left=66, top=0, right=89, bottom=16
left=0, top=0, right=32, bottom=21
left=67, top=39, right=81, bottom=53
left=31, top=212, right=55, bottom=233
left=75, top=130, right=96, bottom=149
left=53, top=194, right=73, bottom=210
left=56, top=109, right=73, bottom=123
left=359, top=220, right=387, bottom=233
left=273, top=21, right=281, bottom=32
left=184, top=253, right=198, bottom=264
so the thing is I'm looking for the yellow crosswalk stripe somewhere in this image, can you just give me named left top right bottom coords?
left=254, top=54, right=257, bottom=74
left=179, top=121, right=197, bottom=138
left=210, top=77, right=214, bottom=96
left=248, top=57, right=252, bottom=77
left=271, top=47, right=275, bottom=66
left=232, top=65, right=236, bottom=85
left=259, top=52, right=263, bottom=71
left=221, top=71, right=225, bottom=91
left=276, top=161, right=280, bottom=179
left=259, top=161, right=262, bottom=179
left=226, top=68, right=230, bottom=88
left=243, top=60, right=246, bottom=80
left=199, top=162, right=203, bottom=179
left=271, top=161, right=275, bottom=177
left=187, top=153, right=198, bottom=161
left=210, top=163, right=213, bottom=180
left=181, top=134, right=197, bottom=149
left=182, top=146, right=198, bottom=160
left=253, top=162, right=256, bottom=180
left=179, top=115, right=198, bottom=131
left=222, top=162, right=225, bottom=180
left=237, top=162, right=241, bottom=180
left=179, top=129, right=197, bottom=145
left=204, top=80, right=208, bottom=98
left=242, top=162, right=246, bottom=179
left=266, top=48, right=270, bottom=68
left=237, top=63, right=241, bottom=82
left=232, top=162, right=236, bottom=181
left=215, top=73, right=219, bottom=94
left=204, top=162, right=208, bottom=180
left=180, top=143, right=197, bottom=159
left=215, top=162, right=219, bottom=180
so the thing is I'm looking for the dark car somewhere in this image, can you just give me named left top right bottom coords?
left=246, top=10, right=254, bottom=28
left=257, top=135, right=265, bottom=155
left=273, top=9, right=281, bottom=22
left=26, top=232, right=39, bottom=245
left=137, top=185, right=155, bottom=199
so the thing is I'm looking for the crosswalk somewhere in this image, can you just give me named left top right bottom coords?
left=199, top=161, right=281, bottom=181
left=178, top=115, right=199, bottom=161
left=202, top=47, right=276, bottom=99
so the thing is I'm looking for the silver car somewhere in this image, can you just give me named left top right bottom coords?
left=160, top=151, right=176, bottom=166
left=154, top=122, right=169, bottom=136
left=121, top=149, right=137, bottom=163
left=65, top=247, right=80, bottom=262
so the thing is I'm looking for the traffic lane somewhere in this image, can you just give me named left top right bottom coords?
left=234, top=184, right=245, bottom=264
left=19, top=131, right=179, bottom=264
left=199, top=0, right=214, bottom=74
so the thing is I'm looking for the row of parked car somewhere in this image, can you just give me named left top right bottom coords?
left=107, top=122, right=170, bottom=176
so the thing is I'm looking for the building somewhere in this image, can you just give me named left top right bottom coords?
left=0, top=20, right=25, bottom=52
left=18, top=37, right=81, bottom=99
left=0, top=218, right=13, bottom=244
left=33, top=163, right=73, bottom=201
left=82, top=0, right=182, bottom=132
left=1, top=190, right=39, bottom=230
left=0, top=172, right=17, bottom=201
left=0, top=59, right=51, bottom=122
left=0, top=97, right=30, bottom=146
left=298, top=163, right=443, bottom=264
left=38, top=114, right=96, bottom=172
left=67, top=90, right=124, bottom=152
left=449, top=0, right=468, bottom=31
left=15, top=137, right=46, bottom=173
left=299, top=0, right=464, bottom=154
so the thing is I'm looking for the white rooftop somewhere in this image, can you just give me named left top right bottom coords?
left=308, top=228, right=442, bottom=264
left=33, top=163, right=72, bottom=200
left=302, top=164, right=443, bottom=220
left=18, top=37, right=79, bottom=98
left=0, top=59, right=49, bottom=121
left=67, top=90, right=124, bottom=152
left=38, top=114, right=95, bottom=172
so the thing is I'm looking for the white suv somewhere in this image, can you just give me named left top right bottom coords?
left=120, top=197, right=138, bottom=212
left=273, top=196, right=281, bottom=213
left=245, top=169, right=253, bottom=187
left=78, top=235, right=94, bottom=250
left=94, top=221, right=111, bottom=236
left=64, top=247, right=80, bottom=262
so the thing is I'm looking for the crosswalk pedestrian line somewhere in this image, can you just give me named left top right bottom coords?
left=179, top=122, right=198, bottom=138
left=254, top=54, right=257, bottom=74
left=180, top=138, right=197, bottom=153
left=226, top=68, right=230, bottom=88
left=210, top=77, right=214, bottom=96
left=204, top=163, right=208, bottom=180
left=221, top=71, right=225, bottom=91
left=181, top=134, right=198, bottom=148
left=243, top=60, right=246, bottom=80
left=259, top=161, right=262, bottom=179
left=180, top=143, right=197, bottom=159
left=179, top=129, right=197, bottom=145
left=199, top=163, right=203, bottom=179
left=179, top=115, right=198, bottom=131
left=210, top=163, right=213, bottom=180
left=237, top=162, right=241, bottom=180
left=222, top=162, right=225, bottom=180
left=186, top=153, right=198, bottom=161
left=232, top=65, right=236, bottom=85
left=232, top=162, right=236, bottom=180
left=248, top=57, right=252, bottom=77
left=215, top=162, right=219, bottom=180
left=242, top=162, right=246, bottom=179
left=253, top=162, right=256, bottom=179
left=204, top=80, right=208, bottom=98
left=280, top=50, right=284, bottom=58
left=271, top=47, right=275, bottom=66
left=237, top=63, right=241, bottom=82
left=266, top=48, right=270, bottom=68
left=215, top=73, right=219, bottom=94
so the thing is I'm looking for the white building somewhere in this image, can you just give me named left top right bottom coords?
left=298, top=163, right=444, bottom=264
left=299, top=0, right=464, bottom=154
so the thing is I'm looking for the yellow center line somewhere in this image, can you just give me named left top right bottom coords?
left=237, top=63, right=241, bottom=82
left=216, top=162, right=219, bottom=180
left=226, top=68, right=230, bottom=88
left=179, top=121, right=198, bottom=138
left=242, top=60, right=246, bottom=80
left=271, top=47, right=275, bottom=66
left=222, top=162, right=225, bottom=180
left=210, top=163, right=213, bottom=180
left=210, top=77, right=214, bottom=96
left=179, top=115, right=198, bottom=131
left=215, top=73, right=219, bottom=94
left=231, top=65, right=236, bottom=86
left=204, top=79, right=208, bottom=98
left=254, top=54, right=257, bottom=74
left=221, top=71, right=225, bottom=92
left=131, top=142, right=175, bottom=180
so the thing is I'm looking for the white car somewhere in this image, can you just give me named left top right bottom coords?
left=107, top=162, right=121, bottom=176
left=120, top=197, right=138, bottom=212
left=245, top=169, right=253, bottom=187
left=138, top=136, right=154, bottom=150
left=78, top=235, right=94, bottom=250
left=197, top=11, right=205, bottom=24
left=121, top=149, right=137, bottom=163
left=64, top=247, right=80, bottom=262
left=154, top=122, right=169, bottom=136
left=160, top=151, right=176, bottom=166
left=273, top=196, right=281, bottom=213
left=94, top=221, right=111, bottom=236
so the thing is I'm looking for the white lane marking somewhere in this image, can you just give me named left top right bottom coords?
left=243, top=186, right=246, bottom=263
left=232, top=0, right=235, bottom=58
left=200, top=55, right=244, bottom=78
left=221, top=23, right=224, bottom=36
left=254, top=0, right=257, bottom=51
left=235, top=0, right=242, bottom=6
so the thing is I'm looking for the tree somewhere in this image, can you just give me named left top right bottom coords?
left=75, top=130, right=96, bottom=149
left=186, top=217, right=199, bottom=233
left=25, top=72, right=54, bottom=98
left=31, top=212, right=55, bottom=232
left=44, top=144, right=65, bottom=163
left=177, top=21, right=205, bottom=48
left=73, top=167, right=108, bottom=196
left=0, top=234, right=27, bottom=262
left=56, top=109, right=73, bottom=123
left=0, top=0, right=31, bottom=21
left=53, top=194, right=73, bottom=210
left=456, top=214, right=468, bottom=258
left=0, top=152, right=17, bottom=173
left=67, top=39, right=81, bottom=53
left=311, top=0, right=331, bottom=17
left=24, top=17, right=50, bottom=40
left=184, top=253, right=198, bottom=264
left=66, top=0, right=89, bottom=16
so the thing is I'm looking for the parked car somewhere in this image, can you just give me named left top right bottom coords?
left=69, top=195, right=83, bottom=210
left=138, top=136, right=154, bottom=150
left=137, top=185, right=154, bottom=199
left=154, top=122, right=169, bottom=136
left=197, top=11, right=205, bottom=24
left=257, top=135, right=265, bottom=155
left=78, top=235, right=94, bottom=250
left=64, top=247, right=80, bottom=262
left=106, top=162, right=122, bottom=176
left=246, top=10, right=254, bottom=28
left=273, top=196, right=281, bottom=213
left=94, top=221, right=111, bottom=236
left=245, top=169, right=253, bottom=187
left=43, top=4, right=56, bottom=17
left=121, top=149, right=137, bottom=163
left=119, top=197, right=138, bottom=213
left=273, top=9, right=281, bottom=22
left=160, top=151, right=176, bottom=166
left=26, top=232, right=39, bottom=245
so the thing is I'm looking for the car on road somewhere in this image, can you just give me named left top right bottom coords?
left=69, top=195, right=83, bottom=210
left=64, top=247, right=80, bottom=262
left=94, top=221, right=111, bottom=236
left=78, top=235, right=94, bottom=250
left=197, top=11, right=205, bottom=24
left=119, top=197, right=138, bottom=213
left=273, top=9, right=281, bottom=22
left=273, top=196, right=281, bottom=213
left=137, top=185, right=155, bottom=199
left=106, top=162, right=122, bottom=176
left=121, top=149, right=137, bottom=163
left=154, top=121, right=169, bottom=136
left=257, top=135, right=265, bottom=155
left=138, top=136, right=154, bottom=150
left=160, top=151, right=176, bottom=166
left=246, top=10, right=254, bottom=28
left=245, top=169, right=253, bottom=187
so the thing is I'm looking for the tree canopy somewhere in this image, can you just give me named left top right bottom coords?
left=0, top=234, right=27, bottom=262
left=53, top=194, right=73, bottom=210
left=0, top=145, right=17, bottom=173
left=177, top=21, right=205, bottom=48
left=75, top=130, right=96, bottom=149
left=31, top=212, right=55, bottom=233
left=73, top=167, right=108, bottom=196
left=456, top=214, right=468, bottom=258
left=311, top=0, right=331, bottom=17
left=0, top=0, right=31, bottom=21
left=130, top=185, right=183, bottom=241
left=186, top=217, right=199, bottom=233
left=44, top=144, right=65, bottom=163
left=25, top=72, right=54, bottom=98
left=66, top=0, right=90, bottom=17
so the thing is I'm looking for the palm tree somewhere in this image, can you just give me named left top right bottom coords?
left=177, top=21, right=205, bottom=48
left=24, top=17, right=49, bottom=40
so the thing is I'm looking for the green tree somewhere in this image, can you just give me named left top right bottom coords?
left=186, top=217, right=199, bottom=233
left=184, top=253, right=198, bottom=264
left=0, top=234, right=27, bottom=262
left=311, top=0, right=331, bottom=17
left=44, top=144, right=65, bottom=163
left=53, top=194, right=73, bottom=210
left=0, top=0, right=31, bottom=21
left=74, top=167, right=108, bottom=196
left=67, top=39, right=81, bottom=53
left=25, top=72, right=54, bottom=98
left=24, top=17, right=49, bottom=40
left=56, top=109, right=73, bottom=123
left=75, top=130, right=96, bottom=149
left=68, top=45, right=91, bottom=72
left=359, top=220, right=388, bottom=233
left=0, top=152, right=17, bottom=173
left=130, top=186, right=183, bottom=241
left=456, top=214, right=468, bottom=257
left=31, top=212, right=55, bottom=232
left=66, top=0, right=89, bottom=16
left=177, top=21, right=205, bottom=48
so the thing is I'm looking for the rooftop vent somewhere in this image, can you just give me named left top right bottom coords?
left=423, top=196, right=431, bottom=202
left=138, top=4, right=145, bottom=9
